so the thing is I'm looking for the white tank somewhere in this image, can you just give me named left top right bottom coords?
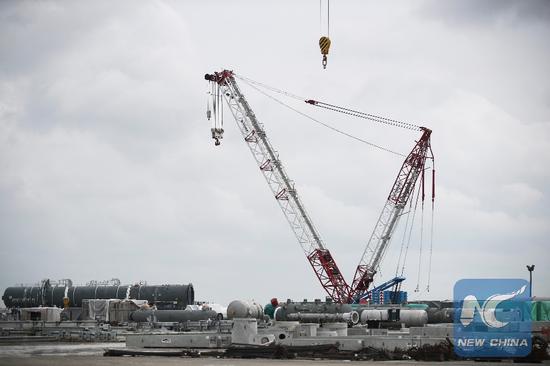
left=399, top=309, right=428, bottom=327
left=360, top=309, right=389, bottom=324
left=227, top=300, right=264, bottom=319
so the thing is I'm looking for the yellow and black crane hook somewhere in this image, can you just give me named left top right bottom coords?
left=319, top=36, right=331, bottom=69
left=318, top=0, right=331, bottom=69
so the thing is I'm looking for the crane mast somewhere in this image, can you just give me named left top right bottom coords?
left=349, top=128, right=433, bottom=302
left=205, top=70, right=350, bottom=303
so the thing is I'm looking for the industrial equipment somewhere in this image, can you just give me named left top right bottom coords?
left=204, top=70, right=434, bottom=303
left=129, top=309, right=219, bottom=323
left=318, top=0, right=331, bottom=69
left=226, top=300, right=265, bottom=320
left=2, top=279, right=194, bottom=310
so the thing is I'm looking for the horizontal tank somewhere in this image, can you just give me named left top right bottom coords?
left=426, top=307, right=454, bottom=323
left=129, top=309, right=218, bottom=322
left=275, top=308, right=359, bottom=325
left=359, top=308, right=428, bottom=327
left=360, top=309, right=389, bottom=323
left=276, top=299, right=353, bottom=315
left=399, top=309, right=428, bottom=327
left=2, top=279, right=194, bottom=310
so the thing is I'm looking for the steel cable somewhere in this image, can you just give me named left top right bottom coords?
left=238, top=77, right=406, bottom=157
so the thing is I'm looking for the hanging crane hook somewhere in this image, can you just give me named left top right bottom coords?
left=211, top=127, right=224, bottom=146
left=319, top=36, right=331, bottom=69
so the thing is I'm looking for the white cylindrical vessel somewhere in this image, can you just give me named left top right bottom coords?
left=399, top=309, right=428, bottom=327
left=227, top=300, right=264, bottom=320
left=360, top=309, right=389, bottom=324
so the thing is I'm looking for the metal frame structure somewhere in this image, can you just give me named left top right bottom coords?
left=205, top=71, right=350, bottom=303
left=205, top=70, right=433, bottom=304
left=349, top=129, right=432, bottom=302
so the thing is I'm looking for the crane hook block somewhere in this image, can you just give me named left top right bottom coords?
left=319, top=36, right=331, bottom=69
left=211, top=127, right=224, bottom=146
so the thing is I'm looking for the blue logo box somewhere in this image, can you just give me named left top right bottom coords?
left=454, top=279, right=531, bottom=358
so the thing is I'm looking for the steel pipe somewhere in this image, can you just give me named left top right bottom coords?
left=129, top=309, right=218, bottom=322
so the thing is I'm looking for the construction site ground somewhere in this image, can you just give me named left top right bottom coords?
left=0, top=343, right=548, bottom=366
left=1, top=356, right=549, bottom=366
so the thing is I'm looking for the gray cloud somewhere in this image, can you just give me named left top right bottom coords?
left=0, top=0, right=549, bottom=307
left=419, top=0, right=550, bottom=26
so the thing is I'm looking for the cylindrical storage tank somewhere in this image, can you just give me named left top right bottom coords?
left=129, top=309, right=218, bottom=322
left=427, top=308, right=454, bottom=324
left=280, top=301, right=352, bottom=315
left=68, top=284, right=194, bottom=309
left=278, top=311, right=359, bottom=325
left=360, top=309, right=389, bottom=324
left=67, top=286, right=100, bottom=308
left=2, top=283, right=194, bottom=309
left=227, top=300, right=264, bottom=320
left=399, top=309, right=428, bottom=327
left=2, top=287, right=42, bottom=308
left=128, top=284, right=194, bottom=309
left=50, top=286, right=68, bottom=307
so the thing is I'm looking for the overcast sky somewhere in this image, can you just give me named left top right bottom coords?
left=1, top=1, right=549, bottom=308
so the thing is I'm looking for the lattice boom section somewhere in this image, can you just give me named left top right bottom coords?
left=307, top=249, right=350, bottom=304
left=350, top=129, right=432, bottom=300
left=216, top=73, right=351, bottom=302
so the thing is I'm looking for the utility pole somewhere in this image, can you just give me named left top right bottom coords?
left=526, top=265, right=535, bottom=298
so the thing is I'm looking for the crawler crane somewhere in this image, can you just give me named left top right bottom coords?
left=205, top=70, right=434, bottom=303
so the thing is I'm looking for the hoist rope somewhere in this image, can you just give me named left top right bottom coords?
left=426, top=199, right=434, bottom=292
left=220, top=82, right=224, bottom=128
left=327, top=0, right=330, bottom=37
left=319, top=0, right=330, bottom=36
left=206, top=85, right=211, bottom=120
left=212, top=83, right=217, bottom=127
left=238, top=77, right=406, bottom=157
left=319, top=0, right=322, bottom=35
left=395, top=198, right=413, bottom=277
left=426, top=165, right=435, bottom=292
left=415, top=195, right=425, bottom=293
left=400, top=181, right=421, bottom=277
